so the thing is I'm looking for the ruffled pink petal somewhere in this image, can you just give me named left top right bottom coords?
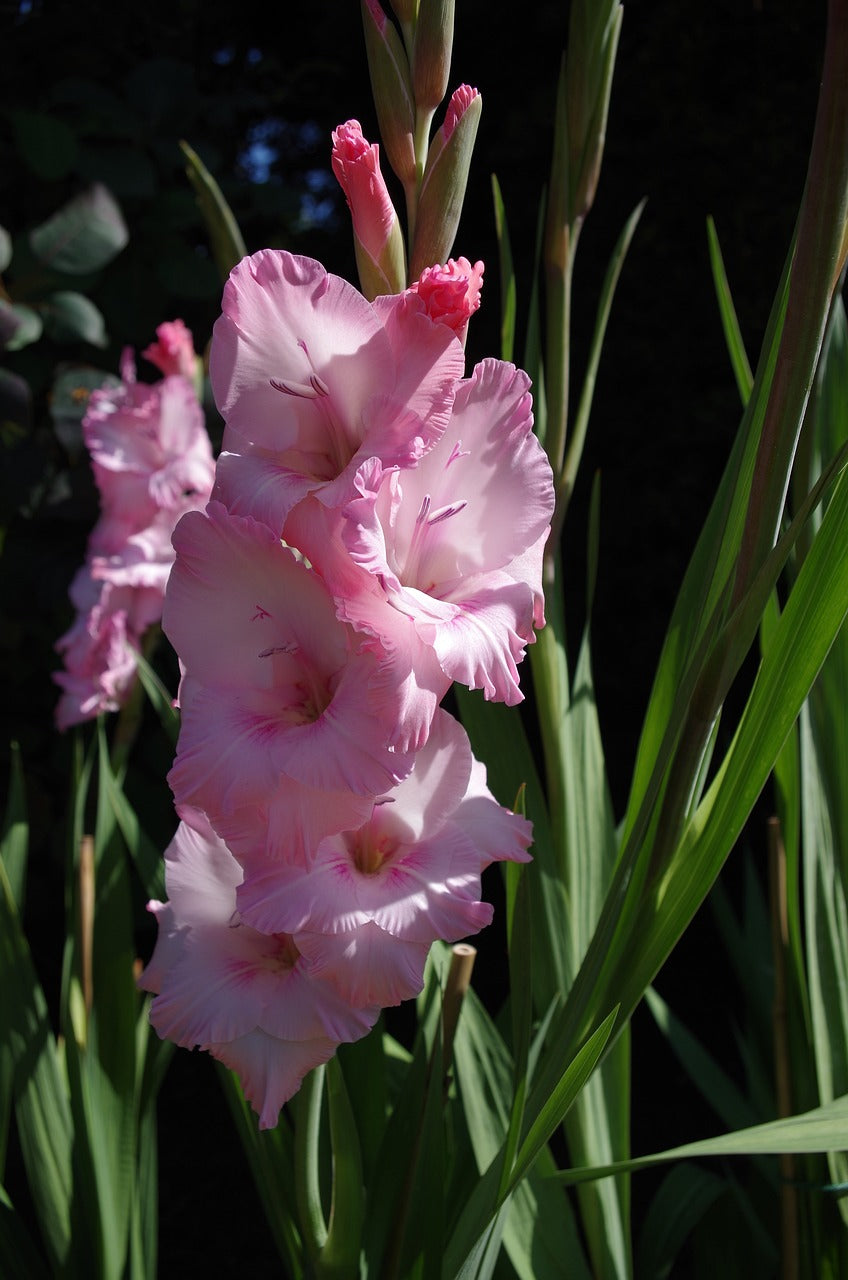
left=168, top=677, right=301, bottom=815
left=214, top=779, right=373, bottom=868
left=372, top=707, right=472, bottom=844
left=206, top=1030, right=337, bottom=1130
left=160, top=810, right=243, bottom=923
left=212, top=451, right=314, bottom=538
left=370, top=289, right=464, bottom=446
left=137, top=900, right=185, bottom=994
left=164, top=503, right=347, bottom=691
left=410, top=573, right=535, bottom=703
left=297, top=923, right=429, bottom=1007
left=454, top=757, right=534, bottom=868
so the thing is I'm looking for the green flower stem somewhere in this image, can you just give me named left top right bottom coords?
left=543, top=221, right=579, bottom=488
left=295, top=1065, right=328, bottom=1265
left=406, top=106, right=434, bottom=256
left=109, top=624, right=162, bottom=778
left=732, top=0, right=848, bottom=612
left=528, top=546, right=570, bottom=878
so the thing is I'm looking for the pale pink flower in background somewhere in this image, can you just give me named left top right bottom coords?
left=54, top=567, right=163, bottom=728
left=331, top=120, right=406, bottom=298
left=235, top=710, right=532, bottom=1007
left=409, top=257, right=484, bottom=343
left=142, top=318, right=198, bottom=381
left=139, top=810, right=378, bottom=1129
left=163, top=502, right=418, bottom=825
left=317, top=358, right=553, bottom=703
left=84, top=363, right=214, bottom=528
left=55, top=341, right=214, bottom=729
left=209, top=250, right=464, bottom=534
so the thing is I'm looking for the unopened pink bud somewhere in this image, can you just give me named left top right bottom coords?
left=409, top=257, right=483, bottom=342
left=142, top=319, right=197, bottom=381
left=410, top=86, right=481, bottom=278
left=332, top=120, right=406, bottom=298
left=443, top=84, right=477, bottom=141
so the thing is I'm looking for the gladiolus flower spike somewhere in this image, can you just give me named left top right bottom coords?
left=142, top=249, right=552, bottom=1128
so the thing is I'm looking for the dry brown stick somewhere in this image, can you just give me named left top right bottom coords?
left=768, top=816, right=798, bottom=1280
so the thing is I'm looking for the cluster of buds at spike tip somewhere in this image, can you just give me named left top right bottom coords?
left=331, top=120, right=407, bottom=300
left=355, top=0, right=480, bottom=292
left=411, top=85, right=481, bottom=278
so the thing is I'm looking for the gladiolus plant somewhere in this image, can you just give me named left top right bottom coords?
left=3, top=2, right=848, bottom=1278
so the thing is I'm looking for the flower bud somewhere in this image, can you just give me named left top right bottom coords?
left=567, top=4, right=622, bottom=220
left=408, top=256, right=483, bottom=345
left=331, top=120, right=407, bottom=299
left=412, top=0, right=455, bottom=114
left=361, top=0, right=417, bottom=188
left=410, top=86, right=481, bottom=279
left=142, top=319, right=198, bottom=382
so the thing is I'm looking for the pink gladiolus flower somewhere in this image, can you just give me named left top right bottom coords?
left=163, top=502, right=418, bottom=828
left=142, top=319, right=197, bottom=381
left=310, top=358, right=553, bottom=704
left=209, top=250, right=464, bottom=534
left=235, top=710, right=532, bottom=1008
left=409, top=257, right=484, bottom=343
left=139, top=810, right=378, bottom=1129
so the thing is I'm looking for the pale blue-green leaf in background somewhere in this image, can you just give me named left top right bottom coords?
left=2, top=302, right=42, bottom=351
left=29, top=184, right=129, bottom=275
left=0, top=225, right=11, bottom=273
left=41, top=291, right=108, bottom=348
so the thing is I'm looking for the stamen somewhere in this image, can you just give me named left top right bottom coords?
left=427, top=500, right=467, bottom=525
left=258, top=641, right=300, bottom=658
left=446, top=441, right=470, bottom=467
left=270, top=376, right=323, bottom=398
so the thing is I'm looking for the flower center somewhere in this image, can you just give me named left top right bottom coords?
left=270, top=339, right=357, bottom=479
left=346, top=827, right=397, bottom=875
left=261, top=932, right=301, bottom=974
left=401, top=490, right=467, bottom=589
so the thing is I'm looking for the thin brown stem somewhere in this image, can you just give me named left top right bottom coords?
left=768, top=816, right=798, bottom=1280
